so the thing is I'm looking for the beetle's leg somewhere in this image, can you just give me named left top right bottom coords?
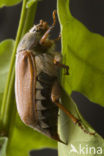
left=54, top=34, right=61, bottom=43
left=54, top=60, right=69, bottom=75
left=40, top=33, right=61, bottom=48
left=51, top=81, right=95, bottom=135
left=39, top=10, right=57, bottom=46
left=39, top=30, right=53, bottom=46
left=53, top=53, right=69, bottom=75
left=39, top=10, right=61, bottom=47
left=51, top=81, right=78, bottom=124
left=52, top=10, right=57, bottom=27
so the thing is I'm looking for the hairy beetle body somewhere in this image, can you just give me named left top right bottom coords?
left=15, top=18, right=62, bottom=141
left=15, top=11, right=93, bottom=144
left=15, top=51, right=61, bottom=141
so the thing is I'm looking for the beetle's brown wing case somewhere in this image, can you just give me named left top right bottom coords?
left=15, top=51, right=37, bottom=126
left=15, top=51, right=63, bottom=143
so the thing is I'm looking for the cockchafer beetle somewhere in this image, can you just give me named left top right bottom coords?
left=15, top=10, right=94, bottom=144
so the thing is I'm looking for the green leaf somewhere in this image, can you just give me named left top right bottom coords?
left=58, top=92, right=104, bottom=156
left=0, top=137, right=8, bottom=156
left=0, top=40, right=14, bottom=107
left=58, top=0, right=104, bottom=107
left=7, top=114, right=57, bottom=156
left=0, top=40, right=14, bottom=156
left=0, top=0, right=22, bottom=8
left=57, top=0, right=104, bottom=155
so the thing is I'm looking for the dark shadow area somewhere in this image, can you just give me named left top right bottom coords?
left=70, top=0, right=104, bottom=35
left=0, top=4, right=21, bottom=41
left=71, top=91, right=104, bottom=138
left=30, top=148, right=57, bottom=156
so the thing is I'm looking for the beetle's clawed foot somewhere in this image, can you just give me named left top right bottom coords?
left=54, top=60, right=69, bottom=75
left=64, top=66, right=69, bottom=75
left=54, top=34, right=61, bottom=43
left=76, top=120, right=96, bottom=136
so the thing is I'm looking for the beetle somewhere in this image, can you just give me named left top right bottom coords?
left=15, top=10, right=94, bottom=143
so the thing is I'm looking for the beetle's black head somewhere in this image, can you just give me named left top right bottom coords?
left=29, top=20, right=49, bottom=35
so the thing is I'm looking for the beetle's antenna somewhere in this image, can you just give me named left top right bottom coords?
left=52, top=10, right=57, bottom=27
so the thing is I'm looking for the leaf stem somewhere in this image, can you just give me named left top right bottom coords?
left=21, top=2, right=37, bottom=35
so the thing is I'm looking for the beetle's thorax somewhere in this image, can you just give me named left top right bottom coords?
left=17, top=21, right=50, bottom=54
left=17, top=32, right=43, bottom=52
left=17, top=32, right=55, bottom=55
left=15, top=11, right=66, bottom=143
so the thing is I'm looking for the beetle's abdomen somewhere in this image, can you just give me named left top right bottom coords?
left=34, top=72, right=60, bottom=140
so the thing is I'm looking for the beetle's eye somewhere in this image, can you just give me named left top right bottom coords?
left=29, top=26, right=38, bottom=33
left=33, top=29, right=40, bottom=32
left=36, top=29, right=40, bottom=32
left=32, top=29, right=36, bottom=32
